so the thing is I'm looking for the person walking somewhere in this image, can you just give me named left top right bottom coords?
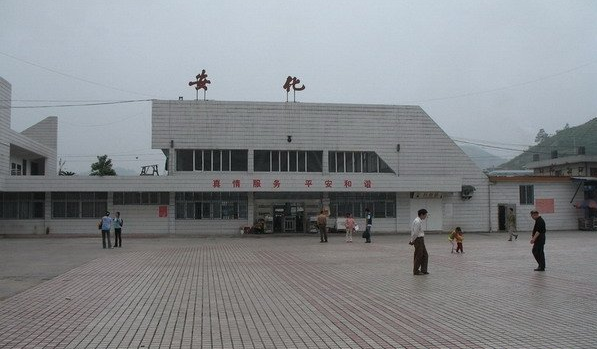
left=344, top=213, right=355, bottom=243
left=99, top=211, right=113, bottom=249
left=363, top=208, right=373, bottom=243
left=113, top=211, right=124, bottom=248
left=530, top=210, right=546, bottom=271
left=409, top=209, right=429, bottom=275
left=317, top=209, right=328, bottom=243
left=507, top=208, right=518, bottom=241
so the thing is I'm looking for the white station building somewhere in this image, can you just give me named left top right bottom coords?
left=0, top=76, right=586, bottom=235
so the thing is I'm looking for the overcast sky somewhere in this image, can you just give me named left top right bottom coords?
left=1, top=0, right=596, bottom=174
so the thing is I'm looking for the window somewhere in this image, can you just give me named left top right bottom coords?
left=307, top=151, right=323, bottom=172
left=221, top=150, right=230, bottom=171
left=212, top=150, right=221, bottom=171
left=254, top=150, right=322, bottom=172
left=177, top=149, right=248, bottom=172
left=176, top=150, right=193, bottom=171
left=194, top=151, right=203, bottom=171
left=254, top=150, right=270, bottom=171
left=0, top=193, right=45, bottom=219
left=175, top=192, right=248, bottom=219
left=52, top=192, right=106, bottom=219
left=272, top=151, right=280, bottom=171
left=11, top=163, right=22, bottom=176
left=519, top=185, right=534, bottom=205
left=113, top=192, right=169, bottom=205
left=329, top=192, right=396, bottom=218
left=230, top=150, right=248, bottom=171
left=328, top=151, right=394, bottom=173
left=289, top=151, right=297, bottom=172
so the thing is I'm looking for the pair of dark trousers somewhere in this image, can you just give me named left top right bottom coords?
left=532, top=243, right=545, bottom=269
left=364, top=226, right=372, bottom=242
left=319, top=226, right=328, bottom=242
left=413, top=237, right=428, bottom=273
left=114, top=228, right=122, bottom=247
left=102, top=230, right=112, bottom=248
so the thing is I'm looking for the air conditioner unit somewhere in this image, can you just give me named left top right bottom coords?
left=461, top=185, right=476, bottom=200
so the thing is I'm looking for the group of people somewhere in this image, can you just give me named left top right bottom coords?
left=98, top=211, right=124, bottom=249
left=409, top=208, right=547, bottom=275
left=316, top=208, right=373, bottom=243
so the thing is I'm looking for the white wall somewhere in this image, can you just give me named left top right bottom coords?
left=490, top=179, right=583, bottom=231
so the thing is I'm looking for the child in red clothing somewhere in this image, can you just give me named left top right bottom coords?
left=454, top=227, right=464, bottom=253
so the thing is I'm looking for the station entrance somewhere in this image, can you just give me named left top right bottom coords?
left=253, top=193, right=321, bottom=233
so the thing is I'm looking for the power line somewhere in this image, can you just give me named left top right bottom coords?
left=2, top=99, right=151, bottom=109
left=0, top=51, right=160, bottom=99
left=453, top=138, right=528, bottom=153
left=404, top=59, right=597, bottom=104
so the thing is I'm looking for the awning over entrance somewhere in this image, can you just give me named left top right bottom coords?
left=570, top=177, right=597, bottom=203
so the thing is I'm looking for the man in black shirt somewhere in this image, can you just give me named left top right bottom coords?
left=530, top=210, right=546, bottom=271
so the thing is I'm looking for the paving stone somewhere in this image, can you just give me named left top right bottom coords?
left=0, top=232, right=596, bottom=348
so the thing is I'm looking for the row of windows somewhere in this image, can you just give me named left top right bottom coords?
left=175, top=149, right=396, bottom=174
left=329, top=151, right=394, bottom=173
left=0, top=193, right=45, bottom=219
left=329, top=192, right=396, bottom=218
left=4, top=188, right=535, bottom=219
left=177, top=150, right=248, bottom=172
left=175, top=192, right=248, bottom=219
left=52, top=192, right=107, bottom=218
left=254, top=150, right=323, bottom=172
left=113, top=192, right=170, bottom=205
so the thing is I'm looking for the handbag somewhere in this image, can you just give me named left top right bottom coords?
left=354, top=224, right=359, bottom=231
left=97, top=222, right=102, bottom=230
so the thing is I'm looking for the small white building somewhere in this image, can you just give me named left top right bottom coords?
left=0, top=76, right=585, bottom=235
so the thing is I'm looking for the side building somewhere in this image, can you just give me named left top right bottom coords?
left=1, top=76, right=490, bottom=235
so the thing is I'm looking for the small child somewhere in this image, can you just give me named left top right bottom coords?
left=454, top=227, right=464, bottom=253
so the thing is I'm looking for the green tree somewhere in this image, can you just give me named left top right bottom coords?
left=90, top=155, right=117, bottom=176
left=534, top=129, right=549, bottom=143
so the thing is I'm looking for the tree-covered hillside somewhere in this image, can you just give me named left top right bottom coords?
left=498, top=118, right=597, bottom=170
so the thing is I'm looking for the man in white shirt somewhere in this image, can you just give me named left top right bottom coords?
left=409, top=209, right=429, bottom=275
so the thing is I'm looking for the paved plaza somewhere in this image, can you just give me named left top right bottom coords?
left=1, top=231, right=596, bottom=349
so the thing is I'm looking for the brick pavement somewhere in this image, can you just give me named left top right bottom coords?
left=1, top=232, right=596, bottom=349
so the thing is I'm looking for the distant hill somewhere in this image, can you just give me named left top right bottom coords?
left=498, top=117, right=597, bottom=170
left=458, top=144, right=508, bottom=170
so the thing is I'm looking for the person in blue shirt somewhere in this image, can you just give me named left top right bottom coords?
left=113, top=211, right=124, bottom=248
left=99, top=211, right=113, bottom=249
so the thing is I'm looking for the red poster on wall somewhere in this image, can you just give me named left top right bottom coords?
left=158, top=206, right=168, bottom=217
left=535, top=199, right=555, bottom=214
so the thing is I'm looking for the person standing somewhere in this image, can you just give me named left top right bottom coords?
left=317, top=209, right=328, bottom=243
left=507, top=208, right=518, bottom=241
left=113, top=211, right=124, bottom=248
left=364, top=208, right=373, bottom=243
left=409, top=209, right=429, bottom=275
left=530, top=210, right=546, bottom=271
left=344, top=213, right=356, bottom=243
left=99, top=211, right=113, bottom=249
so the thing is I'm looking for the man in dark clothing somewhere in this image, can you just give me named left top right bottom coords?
left=530, top=210, right=546, bottom=271
left=364, top=208, right=373, bottom=243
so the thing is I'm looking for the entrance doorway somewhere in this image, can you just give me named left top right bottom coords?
left=270, top=203, right=307, bottom=233
left=498, top=204, right=516, bottom=231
